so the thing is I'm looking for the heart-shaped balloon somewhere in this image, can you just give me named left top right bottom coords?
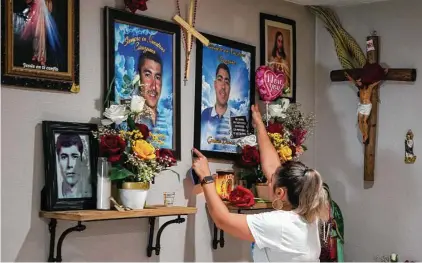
left=255, top=65, right=286, bottom=102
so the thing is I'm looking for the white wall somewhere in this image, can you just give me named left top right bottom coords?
left=315, top=0, right=422, bottom=261
left=1, top=0, right=316, bottom=261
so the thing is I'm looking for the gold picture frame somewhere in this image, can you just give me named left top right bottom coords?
left=1, top=0, right=80, bottom=92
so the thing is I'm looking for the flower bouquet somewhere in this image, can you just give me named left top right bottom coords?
left=235, top=99, right=316, bottom=200
left=93, top=94, right=178, bottom=209
left=235, top=136, right=265, bottom=187
left=265, top=98, right=316, bottom=163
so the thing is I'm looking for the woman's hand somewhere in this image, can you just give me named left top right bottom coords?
left=251, top=105, right=264, bottom=129
left=192, top=148, right=210, bottom=180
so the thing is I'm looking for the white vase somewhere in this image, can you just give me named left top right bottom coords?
left=119, top=182, right=150, bottom=210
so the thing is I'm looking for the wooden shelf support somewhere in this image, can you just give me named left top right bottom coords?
left=48, top=219, right=86, bottom=262
left=212, top=224, right=225, bottom=249
left=146, top=215, right=186, bottom=257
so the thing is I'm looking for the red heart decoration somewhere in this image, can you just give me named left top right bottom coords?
left=255, top=65, right=286, bottom=102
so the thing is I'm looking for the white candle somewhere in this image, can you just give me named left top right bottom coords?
left=97, top=176, right=111, bottom=210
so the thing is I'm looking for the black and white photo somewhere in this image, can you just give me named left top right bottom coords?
left=42, top=121, right=98, bottom=211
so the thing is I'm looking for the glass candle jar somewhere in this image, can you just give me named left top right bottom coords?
left=96, top=157, right=111, bottom=210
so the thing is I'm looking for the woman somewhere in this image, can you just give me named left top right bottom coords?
left=192, top=105, right=329, bottom=262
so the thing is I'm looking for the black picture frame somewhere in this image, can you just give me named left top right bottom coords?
left=260, top=13, right=296, bottom=103
left=1, top=0, right=80, bottom=93
left=194, top=32, right=256, bottom=161
left=41, top=121, right=98, bottom=211
left=104, top=7, right=181, bottom=160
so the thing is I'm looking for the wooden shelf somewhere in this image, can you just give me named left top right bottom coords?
left=41, top=206, right=197, bottom=261
left=40, top=206, right=197, bottom=222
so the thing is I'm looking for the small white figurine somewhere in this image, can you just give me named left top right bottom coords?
left=405, top=130, right=416, bottom=164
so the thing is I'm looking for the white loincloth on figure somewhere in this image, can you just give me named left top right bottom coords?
left=357, top=103, right=372, bottom=116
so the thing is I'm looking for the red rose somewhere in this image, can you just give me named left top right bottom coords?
left=135, top=123, right=150, bottom=140
left=267, top=122, right=283, bottom=133
left=156, top=149, right=177, bottom=167
left=240, top=145, right=260, bottom=167
left=100, top=135, right=126, bottom=163
left=124, top=0, right=148, bottom=13
left=229, top=186, right=255, bottom=207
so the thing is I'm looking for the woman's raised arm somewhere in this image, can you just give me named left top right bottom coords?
left=251, top=105, right=281, bottom=182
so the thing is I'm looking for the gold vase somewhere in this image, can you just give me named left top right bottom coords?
left=121, top=182, right=150, bottom=190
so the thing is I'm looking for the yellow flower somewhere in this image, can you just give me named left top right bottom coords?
left=132, top=140, right=156, bottom=160
left=268, top=132, right=284, bottom=149
left=278, top=145, right=292, bottom=162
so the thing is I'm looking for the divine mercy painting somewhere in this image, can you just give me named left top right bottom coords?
left=1, top=0, right=79, bottom=92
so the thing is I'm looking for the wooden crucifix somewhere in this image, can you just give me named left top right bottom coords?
left=330, top=32, right=417, bottom=182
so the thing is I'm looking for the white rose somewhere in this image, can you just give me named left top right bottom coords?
left=269, top=98, right=290, bottom=118
left=130, top=95, right=145, bottom=112
left=102, top=105, right=129, bottom=125
left=237, top=135, right=257, bottom=147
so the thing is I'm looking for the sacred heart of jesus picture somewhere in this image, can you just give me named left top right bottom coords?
left=260, top=13, right=297, bottom=103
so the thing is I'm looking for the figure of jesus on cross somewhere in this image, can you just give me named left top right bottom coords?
left=344, top=67, right=388, bottom=144
left=330, top=33, right=417, bottom=181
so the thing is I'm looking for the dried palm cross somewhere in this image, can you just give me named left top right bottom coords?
left=309, top=6, right=417, bottom=182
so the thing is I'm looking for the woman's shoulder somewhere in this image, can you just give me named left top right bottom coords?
left=249, top=210, right=301, bottom=225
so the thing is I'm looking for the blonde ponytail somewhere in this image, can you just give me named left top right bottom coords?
left=295, top=169, right=329, bottom=223
left=274, top=161, right=329, bottom=223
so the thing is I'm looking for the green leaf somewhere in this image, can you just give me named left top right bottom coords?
left=109, top=166, right=135, bottom=181
left=104, top=77, right=115, bottom=108
left=302, top=145, right=308, bottom=151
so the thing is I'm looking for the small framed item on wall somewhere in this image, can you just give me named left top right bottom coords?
left=1, top=0, right=80, bottom=93
left=194, top=32, right=256, bottom=161
left=104, top=7, right=181, bottom=160
left=260, top=13, right=296, bottom=102
left=41, top=121, right=98, bottom=211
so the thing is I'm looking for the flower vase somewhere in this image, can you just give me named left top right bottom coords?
left=256, top=183, right=272, bottom=201
left=119, top=182, right=150, bottom=209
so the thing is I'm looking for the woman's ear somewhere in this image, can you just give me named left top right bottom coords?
left=274, top=187, right=286, bottom=200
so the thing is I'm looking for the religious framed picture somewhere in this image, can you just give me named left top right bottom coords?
left=104, top=7, right=181, bottom=160
left=1, top=0, right=80, bottom=93
left=260, top=13, right=296, bottom=102
left=41, top=121, right=98, bottom=211
left=194, top=32, right=256, bottom=161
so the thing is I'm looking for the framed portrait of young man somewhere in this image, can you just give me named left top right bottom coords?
left=104, top=7, right=181, bottom=160
left=194, top=32, right=256, bottom=161
left=41, top=121, right=98, bottom=211
left=1, top=0, right=80, bottom=92
left=260, top=13, right=296, bottom=102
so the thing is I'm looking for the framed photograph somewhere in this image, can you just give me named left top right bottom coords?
left=1, top=0, right=80, bottom=92
left=41, top=121, right=98, bottom=211
left=104, top=7, right=181, bottom=160
left=260, top=13, right=296, bottom=102
left=194, top=33, right=256, bottom=160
